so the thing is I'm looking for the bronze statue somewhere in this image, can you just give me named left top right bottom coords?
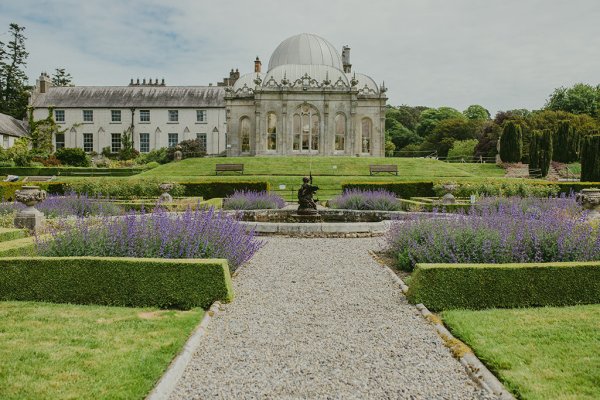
left=297, top=176, right=319, bottom=214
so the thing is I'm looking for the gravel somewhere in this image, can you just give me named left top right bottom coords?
left=170, top=237, right=498, bottom=399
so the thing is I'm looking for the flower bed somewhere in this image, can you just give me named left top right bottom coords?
left=388, top=196, right=599, bottom=271
left=328, top=188, right=401, bottom=211
left=36, top=207, right=263, bottom=271
left=222, top=190, right=285, bottom=210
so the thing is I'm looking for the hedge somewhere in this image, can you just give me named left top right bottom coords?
left=0, top=182, right=68, bottom=200
left=398, top=198, right=473, bottom=212
left=0, top=237, right=37, bottom=257
left=0, top=228, right=27, bottom=243
left=0, top=166, right=144, bottom=177
left=181, top=181, right=269, bottom=199
left=342, top=181, right=435, bottom=198
left=407, top=261, right=600, bottom=311
left=0, top=257, right=234, bottom=309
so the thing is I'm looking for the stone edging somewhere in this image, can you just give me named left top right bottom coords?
left=369, top=251, right=515, bottom=400
left=146, top=301, right=221, bottom=400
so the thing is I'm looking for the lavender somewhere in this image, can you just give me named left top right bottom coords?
left=387, top=195, right=600, bottom=271
left=0, top=192, right=123, bottom=218
left=223, top=190, right=286, bottom=210
left=36, top=207, right=263, bottom=271
left=329, top=189, right=401, bottom=211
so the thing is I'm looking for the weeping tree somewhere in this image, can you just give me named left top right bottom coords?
left=553, top=120, right=580, bottom=163
left=581, top=134, right=600, bottom=182
left=499, top=121, right=522, bottom=162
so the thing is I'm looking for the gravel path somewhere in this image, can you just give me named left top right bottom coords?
left=171, top=237, right=496, bottom=399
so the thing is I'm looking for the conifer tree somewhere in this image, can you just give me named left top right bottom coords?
left=499, top=121, right=522, bottom=162
left=528, top=131, right=540, bottom=177
left=581, top=135, right=600, bottom=182
left=0, top=23, right=30, bottom=119
left=539, top=129, right=553, bottom=177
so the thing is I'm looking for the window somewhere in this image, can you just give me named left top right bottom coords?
left=55, top=133, right=65, bottom=150
left=361, top=117, right=372, bottom=153
left=168, top=110, right=179, bottom=122
left=83, top=133, right=94, bottom=152
left=196, top=110, right=207, bottom=123
left=3, top=135, right=9, bottom=148
left=111, top=133, right=122, bottom=153
left=293, top=105, right=319, bottom=152
left=240, top=117, right=250, bottom=153
left=83, top=110, right=93, bottom=122
left=196, top=133, right=207, bottom=152
left=335, top=114, right=346, bottom=151
left=55, top=110, right=65, bottom=123
left=168, top=133, right=178, bottom=148
left=111, top=110, right=121, bottom=122
left=140, top=110, right=150, bottom=122
left=139, top=133, right=150, bottom=153
left=267, top=113, right=277, bottom=150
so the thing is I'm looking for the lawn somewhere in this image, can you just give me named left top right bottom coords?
left=442, top=305, right=600, bottom=400
left=0, top=301, right=203, bottom=400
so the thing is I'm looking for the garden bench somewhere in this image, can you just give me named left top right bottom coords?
left=215, top=163, right=244, bottom=175
left=369, top=164, right=398, bottom=176
left=22, top=176, right=55, bottom=182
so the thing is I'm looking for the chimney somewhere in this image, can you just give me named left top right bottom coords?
left=38, top=72, right=53, bottom=93
left=254, top=56, right=262, bottom=73
left=342, top=46, right=351, bottom=73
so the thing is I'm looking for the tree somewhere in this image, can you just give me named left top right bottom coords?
left=423, top=118, right=481, bottom=158
left=447, top=139, right=478, bottom=161
left=416, top=107, right=465, bottom=137
left=528, top=131, right=540, bottom=177
left=545, top=83, right=600, bottom=117
left=0, top=23, right=30, bottom=119
left=51, top=68, right=74, bottom=86
left=580, top=135, right=600, bottom=182
left=499, top=121, right=522, bottom=163
left=553, top=120, right=580, bottom=163
left=118, top=128, right=138, bottom=160
left=474, top=121, right=502, bottom=159
left=538, top=130, right=553, bottom=177
left=463, top=105, right=490, bottom=120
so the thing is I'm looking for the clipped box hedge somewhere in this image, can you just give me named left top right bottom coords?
left=0, top=166, right=144, bottom=177
left=0, top=236, right=36, bottom=257
left=0, top=257, right=234, bottom=309
left=0, top=182, right=68, bottom=200
left=342, top=181, right=435, bottom=198
left=181, top=181, right=270, bottom=199
left=407, top=261, right=600, bottom=311
left=0, top=228, right=27, bottom=243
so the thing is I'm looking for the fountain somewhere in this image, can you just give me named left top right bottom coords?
left=576, top=188, right=600, bottom=220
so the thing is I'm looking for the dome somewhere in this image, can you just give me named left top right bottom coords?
left=264, top=65, right=349, bottom=87
left=267, top=33, right=343, bottom=72
left=349, top=72, right=379, bottom=94
left=233, top=72, right=264, bottom=91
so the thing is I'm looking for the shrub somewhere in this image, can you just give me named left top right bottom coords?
left=446, top=139, right=478, bottom=161
left=55, top=148, right=91, bottom=167
left=167, top=139, right=206, bottom=160
left=581, top=135, right=600, bottom=182
left=63, top=178, right=185, bottom=199
left=37, top=207, right=263, bottom=271
left=181, top=181, right=270, bottom=199
left=529, top=130, right=553, bottom=177
left=528, top=131, right=540, bottom=176
left=387, top=196, right=599, bottom=271
left=407, top=261, right=600, bottom=310
left=223, top=190, right=285, bottom=210
left=342, top=181, right=435, bottom=198
left=329, top=188, right=401, bottom=211
left=0, top=257, right=233, bottom=309
left=138, top=148, right=170, bottom=164
left=499, top=121, right=522, bottom=162
left=433, top=181, right=559, bottom=197
left=554, top=120, right=579, bottom=163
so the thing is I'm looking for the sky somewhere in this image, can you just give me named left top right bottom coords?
left=1, top=0, right=599, bottom=115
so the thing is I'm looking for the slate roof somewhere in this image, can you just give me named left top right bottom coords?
left=0, top=113, right=28, bottom=137
left=30, top=86, right=226, bottom=108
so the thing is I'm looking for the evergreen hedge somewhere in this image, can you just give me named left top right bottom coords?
left=0, top=166, right=144, bottom=177
left=0, top=257, right=234, bottom=309
left=499, top=121, right=523, bottom=163
left=581, top=135, right=600, bottom=182
left=407, top=261, right=600, bottom=310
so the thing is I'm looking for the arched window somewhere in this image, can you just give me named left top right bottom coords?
left=293, top=104, right=319, bottom=152
left=266, top=113, right=277, bottom=150
left=335, top=114, right=346, bottom=151
left=361, top=117, right=372, bottom=153
left=240, top=117, right=250, bottom=153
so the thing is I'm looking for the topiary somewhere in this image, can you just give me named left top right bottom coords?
left=529, top=131, right=540, bottom=177
left=499, top=121, right=522, bottom=163
left=580, top=134, right=600, bottom=182
left=539, top=129, right=553, bottom=177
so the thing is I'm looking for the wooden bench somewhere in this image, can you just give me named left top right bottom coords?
left=22, top=176, right=55, bottom=182
left=369, top=164, right=398, bottom=176
left=215, top=163, right=244, bottom=175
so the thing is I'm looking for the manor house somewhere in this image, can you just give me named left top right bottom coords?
left=29, top=33, right=387, bottom=156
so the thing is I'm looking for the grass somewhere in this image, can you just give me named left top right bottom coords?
left=0, top=301, right=203, bottom=400
left=442, top=305, right=600, bottom=400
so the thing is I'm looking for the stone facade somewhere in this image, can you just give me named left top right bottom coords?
left=225, top=33, right=387, bottom=157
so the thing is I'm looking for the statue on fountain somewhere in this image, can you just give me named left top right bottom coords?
left=297, top=176, right=319, bottom=215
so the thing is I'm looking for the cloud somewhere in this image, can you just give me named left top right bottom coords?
left=1, top=0, right=599, bottom=114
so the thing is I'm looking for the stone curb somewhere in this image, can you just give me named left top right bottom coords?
left=369, top=251, right=515, bottom=400
left=146, top=301, right=221, bottom=400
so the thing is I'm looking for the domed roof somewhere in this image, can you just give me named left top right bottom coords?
left=349, top=72, right=379, bottom=94
left=268, top=33, right=343, bottom=72
left=233, top=72, right=264, bottom=91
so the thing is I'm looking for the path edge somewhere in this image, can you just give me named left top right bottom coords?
left=369, top=251, right=515, bottom=400
left=146, top=301, right=221, bottom=400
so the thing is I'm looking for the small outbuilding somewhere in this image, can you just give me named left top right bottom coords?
left=0, top=112, right=28, bottom=149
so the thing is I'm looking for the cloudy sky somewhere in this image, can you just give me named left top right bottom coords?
left=1, top=0, right=599, bottom=114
